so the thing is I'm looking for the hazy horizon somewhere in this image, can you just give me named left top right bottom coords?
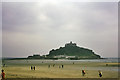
left=2, top=1, right=118, bottom=58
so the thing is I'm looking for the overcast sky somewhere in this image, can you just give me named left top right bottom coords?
left=2, top=1, right=118, bottom=58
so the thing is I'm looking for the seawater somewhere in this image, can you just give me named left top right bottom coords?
left=3, top=58, right=119, bottom=65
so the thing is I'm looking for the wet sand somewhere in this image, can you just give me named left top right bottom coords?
left=2, top=59, right=119, bottom=79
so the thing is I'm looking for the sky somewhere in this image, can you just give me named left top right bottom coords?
left=2, top=1, right=118, bottom=58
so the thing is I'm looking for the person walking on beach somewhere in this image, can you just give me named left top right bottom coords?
left=62, top=65, right=64, bottom=68
left=31, top=66, right=33, bottom=70
left=48, top=65, right=50, bottom=68
left=98, top=70, right=102, bottom=77
left=33, top=66, right=35, bottom=70
left=59, top=65, right=61, bottom=68
left=53, top=64, right=55, bottom=67
left=82, top=70, right=86, bottom=76
left=1, top=69, right=5, bottom=80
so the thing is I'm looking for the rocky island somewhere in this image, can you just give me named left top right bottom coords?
left=47, top=41, right=101, bottom=59
left=28, top=41, right=101, bottom=59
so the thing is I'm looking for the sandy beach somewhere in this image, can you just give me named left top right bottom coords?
left=1, top=59, right=119, bottom=79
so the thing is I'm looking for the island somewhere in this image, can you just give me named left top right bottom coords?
left=28, top=41, right=101, bottom=60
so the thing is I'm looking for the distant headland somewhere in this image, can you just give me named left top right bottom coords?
left=27, top=41, right=101, bottom=60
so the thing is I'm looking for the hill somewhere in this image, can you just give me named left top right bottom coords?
left=48, top=41, right=101, bottom=59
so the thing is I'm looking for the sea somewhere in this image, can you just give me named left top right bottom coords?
left=1, top=58, right=119, bottom=64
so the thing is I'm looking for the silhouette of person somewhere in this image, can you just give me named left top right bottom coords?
left=33, top=66, right=35, bottom=70
left=82, top=70, right=86, bottom=76
left=31, top=66, right=33, bottom=70
left=98, top=70, right=102, bottom=77
left=48, top=65, right=50, bottom=68
left=1, top=69, right=5, bottom=80
left=62, top=65, right=64, bottom=68
left=106, top=64, right=108, bottom=66
left=53, top=64, right=55, bottom=67
left=59, top=65, right=61, bottom=68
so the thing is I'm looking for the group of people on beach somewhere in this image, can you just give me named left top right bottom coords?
left=81, top=69, right=102, bottom=77
left=59, top=65, right=64, bottom=68
left=48, top=64, right=64, bottom=68
left=31, top=66, right=36, bottom=70
left=1, top=67, right=102, bottom=80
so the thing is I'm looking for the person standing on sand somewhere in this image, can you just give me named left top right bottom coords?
left=98, top=70, right=102, bottom=77
left=62, top=65, right=64, bottom=68
left=52, top=64, right=54, bottom=67
left=1, top=69, right=5, bottom=80
left=33, top=66, right=35, bottom=70
left=82, top=70, right=86, bottom=76
left=48, top=65, right=50, bottom=68
left=31, top=66, right=33, bottom=70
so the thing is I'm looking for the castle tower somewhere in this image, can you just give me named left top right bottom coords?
left=65, top=41, right=77, bottom=47
left=70, top=41, right=72, bottom=44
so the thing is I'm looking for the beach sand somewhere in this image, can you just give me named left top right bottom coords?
left=1, top=59, right=119, bottom=79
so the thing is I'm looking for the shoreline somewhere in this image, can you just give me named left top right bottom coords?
left=5, top=78, right=119, bottom=80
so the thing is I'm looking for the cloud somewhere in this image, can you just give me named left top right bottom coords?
left=2, top=2, right=118, bottom=57
left=0, top=3, right=2, bottom=58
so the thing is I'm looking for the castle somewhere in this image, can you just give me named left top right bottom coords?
left=27, top=41, right=101, bottom=59
left=65, top=41, right=77, bottom=47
